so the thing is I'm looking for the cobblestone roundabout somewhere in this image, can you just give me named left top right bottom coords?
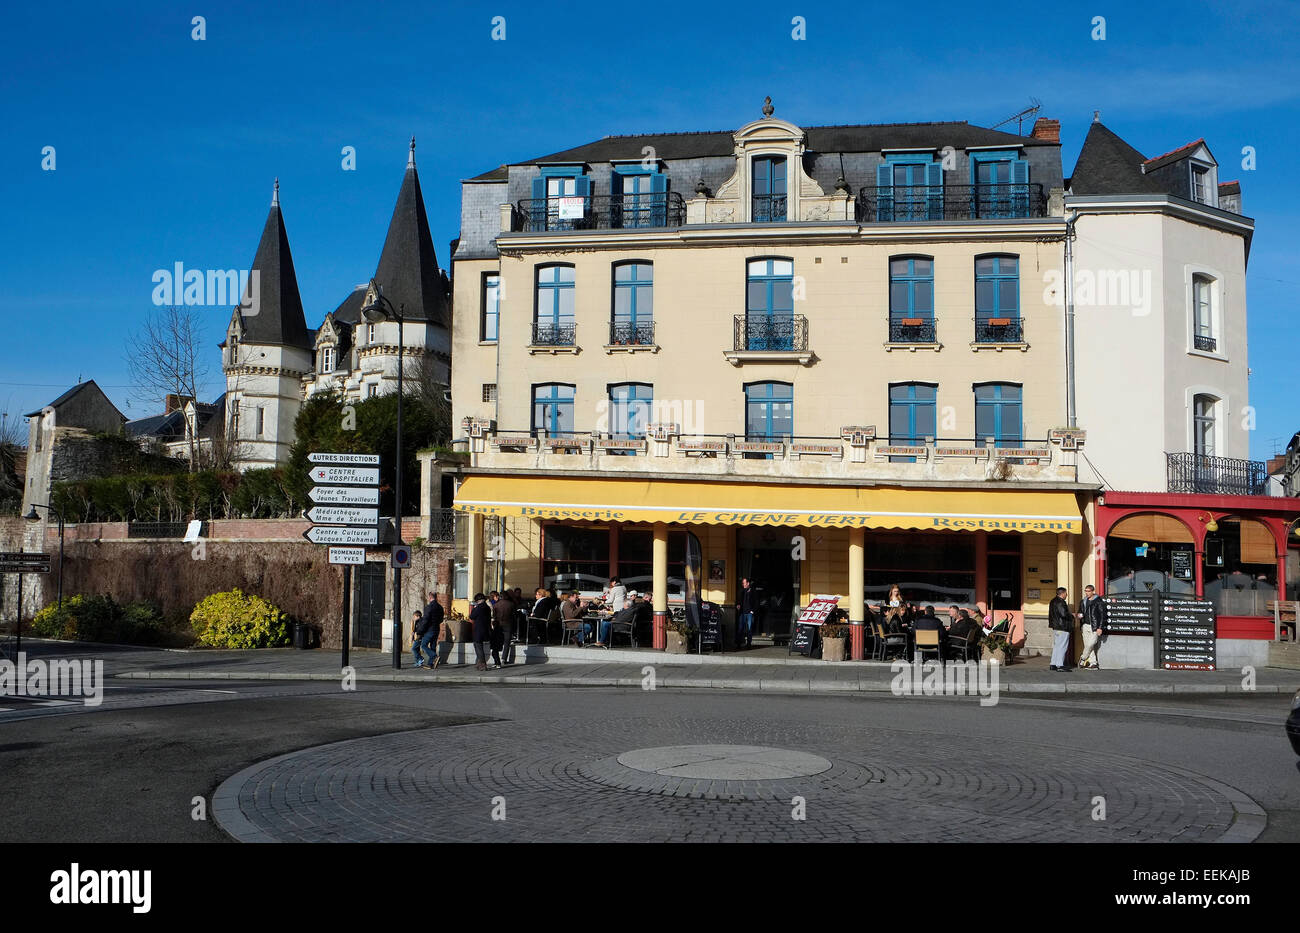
left=214, top=717, right=1261, bottom=843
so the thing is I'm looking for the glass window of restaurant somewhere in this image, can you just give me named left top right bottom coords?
left=1105, top=513, right=1196, bottom=596
left=864, top=532, right=976, bottom=609
left=541, top=524, right=685, bottom=599
left=1202, top=517, right=1278, bottom=616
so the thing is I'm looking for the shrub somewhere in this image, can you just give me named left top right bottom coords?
left=30, top=595, right=171, bottom=645
left=190, top=588, right=292, bottom=649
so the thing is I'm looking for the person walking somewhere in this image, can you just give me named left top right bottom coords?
left=434, top=612, right=454, bottom=669
left=734, top=577, right=756, bottom=649
left=1048, top=586, right=1073, bottom=672
left=1077, top=584, right=1108, bottom=670
left=469, top=593, right=492, bottom=671
left=420, top=592, right=445, bottom=670
left=411, top=609, right=437, bottom=668
left=491, top=587, right=516, bottom=668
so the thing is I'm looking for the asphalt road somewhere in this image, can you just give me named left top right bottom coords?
left=0, top=678, right=1295, bottom=843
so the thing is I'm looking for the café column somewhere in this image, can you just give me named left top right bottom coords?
left=848, top=526, right=865, bottom=660
left=467, top=513, right=485, bottom=599
left=652, top=521, right=668, bottom=650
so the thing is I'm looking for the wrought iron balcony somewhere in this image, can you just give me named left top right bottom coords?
left=531, top=321, right=577, bottom=346
left=751, top=194, right=788, bottom=223
left=428, top=508, right=456, bottom=543
left=734, top=314, right=808, bottom=351
left=889, top=318, right=937, bottom=343
left=975, top=318, right=1024, bottom=343
left=1194, top=334, right=1218, bottom=352
left=1166, top=452, right=1267, bottom=496
left=856, top=183, right=1047, bottom=222
left=609, top=321, right=655, bottom=346
left=515, top=193, right=685, bottom=232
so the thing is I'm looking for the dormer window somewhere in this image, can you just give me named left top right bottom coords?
left=751, top=156, right=787, bottom=222
left=227, top=334, right=239, bottom=365
left=1191, top=164, right=1211, bottom=204
left=529, top=165, right=590, bottom=231
left=320, top=347, right=336, bottom=373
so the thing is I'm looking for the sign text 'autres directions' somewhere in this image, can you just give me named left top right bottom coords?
left=308, top=466, right=380, bottom=486
left=308, top=452, right=381, bottom=466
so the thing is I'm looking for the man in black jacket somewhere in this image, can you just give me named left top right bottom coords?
left=469, top=593, right=492, bottom=671
left=1077, top=584, right=1107, bottom=670
left=1048, top=587, right=1073, bottom=672
left=734, top=578, right=757, bottom=650
left=411, top=610, right=436, bottom=668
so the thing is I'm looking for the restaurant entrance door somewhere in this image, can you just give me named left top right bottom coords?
left=736, top=526, right=801, bottom=640
left=987, top=552, right=1021, bottom=614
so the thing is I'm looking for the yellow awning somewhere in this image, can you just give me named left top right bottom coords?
left=454, top=475, right=1082, bottom=533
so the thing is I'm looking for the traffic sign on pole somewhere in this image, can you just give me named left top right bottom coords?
left=308, top=485, right=380, bottom=505
left=328, top=547, right=366, bottom=566
left=309, top=452, right=381, bottom=466
left=307, top=466, right=380, bottom=486
left=391, top=544, right=412, bottom=569
left=307, top=506, right=380, bottom=526
left=303, top=526, right=379, bottom=545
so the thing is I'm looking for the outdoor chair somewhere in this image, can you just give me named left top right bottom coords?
left=561, top=617, right=588, bottom=646
left=946, top=627, right=980, bottom=662
left=527, top=606, right=561, bottom=644
left=913, top=627, right=943, bottom=666
left=872, top=620, right=907, bottom=661
left=609, top=611, right=638, bottom=648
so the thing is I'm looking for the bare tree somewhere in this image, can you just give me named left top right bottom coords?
left=406, top=354, right=453, bottom=448
left=126, top=306, right=212, bottom=470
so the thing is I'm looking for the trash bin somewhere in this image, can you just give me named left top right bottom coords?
left=293, top=622, right=309, bottom=649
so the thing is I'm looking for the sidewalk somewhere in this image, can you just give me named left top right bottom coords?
left=76, top=640, right=1300, bottom=696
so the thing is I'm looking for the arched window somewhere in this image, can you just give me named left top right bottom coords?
left=888, top=383, right=937, bottom=463
left=532, top=383, right=575, bottom=436
left=889, top=256, right=935, bottom=342
left=745, top=258, right=794, bottom=350
left=1192, top=274, right=1216, bottom=351
left=744, top=381, right=793, bottom=442
left=608, top=383, right=653, bottom=440
left=975, top=255, right=1020, bottom=342
left=612, top=262, right=653, bottom=345
left=1193, top=394, right=1218, bottom=457
left=975, top=383, right=1023, bottom=449
left=534, top=264, right=575, bottom=346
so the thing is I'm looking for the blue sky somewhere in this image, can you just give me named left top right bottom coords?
left=2, top=0, right=1297, bottom=459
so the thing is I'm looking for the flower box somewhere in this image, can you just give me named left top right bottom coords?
left=988, top=317, right=1011, bottom=326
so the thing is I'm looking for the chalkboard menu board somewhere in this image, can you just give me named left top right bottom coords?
left=1103, top=593, right=1159, bottom=635
left=790, top=622, right=818, bottom=656
left=697, top=601, right=722, bottom=653
left=1170, top=549, right=1194, bottom=580
left=1157, top=598, right=1217, bottom=671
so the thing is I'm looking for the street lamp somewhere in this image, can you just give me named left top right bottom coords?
left=360, top=279, right=405, bottom=671
left=24, top=502, right=65, bottom=610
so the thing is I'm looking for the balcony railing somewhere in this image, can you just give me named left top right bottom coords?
left=531, top=321, right=576, bottom=346
left=609, top=321, right=655, bottom=346
left=889, top=318, right=937, bottom=343
left=428, top=508, right=456, bottom=543
left=734, top=314, right=808, bottom=351
left=856, top=183, right=1048, bottom=222
left=751, top=194, right=788, bottom=223
left=975, top=318, right=1024, bottom=343
left=515, top=193, right=686, bottom=232
left=1194, top=334, right=1218, bottom=352
left=1166, top=452, right=1267, bottom=496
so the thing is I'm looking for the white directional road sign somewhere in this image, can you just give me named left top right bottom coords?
left=307, top=506, right=379, bottom=525
left=307, top=466, right=380, bottom=486
left=308, top=484, right=380, bottom=505
left=303, top=525, right=379, bottom=545
left=309, top=452, right=381, bottom=465
left=328, top=547, right=366, bottom=565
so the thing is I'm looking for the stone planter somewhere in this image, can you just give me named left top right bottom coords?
left=666, top=631, right=688, bottom=654
left=822, top=636, right=847, bottom=662
left=984, top=647, right=1007, bottom=665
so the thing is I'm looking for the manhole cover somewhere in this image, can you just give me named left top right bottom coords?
left=617, top=744, right=832, bottom=780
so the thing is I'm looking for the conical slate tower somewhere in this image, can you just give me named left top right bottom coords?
left=371, top=138, right=449, bottom=325
left=237, top=179, right=313, bottom=348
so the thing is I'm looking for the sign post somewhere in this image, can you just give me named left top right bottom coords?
left=305, top=453, right=382, bottom=669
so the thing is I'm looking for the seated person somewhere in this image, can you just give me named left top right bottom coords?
left=910, top=605, right=946, bottom=660
left=596, top=597, right=639, bottom=647
left=947, top=608, right=979, bottom=644
left=561, top=591, right=592, bottom=645
left=529, top=587, right=561, bottom=640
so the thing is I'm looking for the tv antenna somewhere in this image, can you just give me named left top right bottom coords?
left=991, top=98, right=1042, bottom=135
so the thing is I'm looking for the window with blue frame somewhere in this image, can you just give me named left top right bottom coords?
left=752, top=156, right=787, bottom=222
left=608, top=383, right=652, bottom=441
left=530, top=165, right=591, bottom=230
left=534, top=264, right=575, bottom=345
left=612, top=262, right=653, bottom=345
left=745, top=382, right=794, bottom=445
left=974, top=256, right=1020, bottom=342
left=888, top=383, right=937, bottom=463
left=532, top=384, right=575, bottom=436
left=974, top=383, right=1023, bottom=448
left=970, top=151, right=1030, bottom=218
left=888, top=257, right=935, bottom=342
left=875, top=156, right=943, bottom=221
left=481, top=273, right=499, bottom=342
left=746, top=258, right=794, bottom=350
left=612, top=168, right=668, bottom=228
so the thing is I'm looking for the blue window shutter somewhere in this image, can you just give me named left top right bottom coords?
left=1011, top=159, right=1030, bottom=217
left=650, top=172, right=668, bottom=226
left=531, top=176, right=545, bottom=202
left=876, top=163, right=893, bottom=221
left=925, top=162, right=944, bottom=221
left=575, top=174, right=592, bottom=200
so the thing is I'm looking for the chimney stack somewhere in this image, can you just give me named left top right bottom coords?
left=1030, top=118, right=1060, bottom=143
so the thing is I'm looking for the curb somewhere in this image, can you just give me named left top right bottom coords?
left=114, top=669, right=1287, bottom=696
